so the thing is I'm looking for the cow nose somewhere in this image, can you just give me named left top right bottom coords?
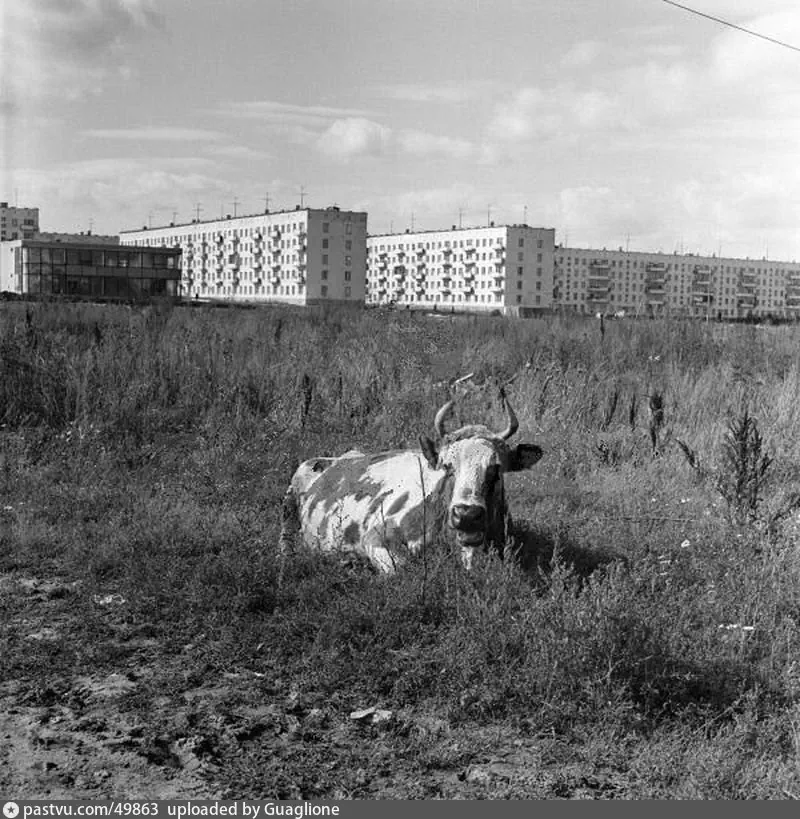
left=451, top=504, right=486, bottom=531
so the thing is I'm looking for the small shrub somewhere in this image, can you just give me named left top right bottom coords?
left=716, top=408, right=773, bottom=526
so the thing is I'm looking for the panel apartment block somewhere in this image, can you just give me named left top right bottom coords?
left=0, top=202, right=39, bottom=242
left=555, top=247, right=800, bottom=319
left=120, top=206, right=367, bottom=307
left=366, top=225, right=555, bottom=315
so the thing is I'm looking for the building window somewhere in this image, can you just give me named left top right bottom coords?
left=344, top=286, right=351, bottom=298
left=322, top=238, right=329, bottom=249
left=518, top=238, right=524, bottom=247
left=517, top=281, right=522, bottom=290
left=322, top=254, right=328, bottom=265
left=517, top=266, right=523, bottom=275
left=344, top=270, right=351, bottom=281
left=321, top=285, right=328, bottom=297
left=323, top=223, right=329, bottom=233
left=345, top=222, right=352, bottom=234
left=345, top=256, right=351, bottom=266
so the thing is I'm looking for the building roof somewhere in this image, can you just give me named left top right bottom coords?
left=119, top=205, right=367, bottom=235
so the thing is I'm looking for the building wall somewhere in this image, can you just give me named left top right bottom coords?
left=120, top=207, right=367, bottom=306
left=366, top=225, right=555, bottom=314
left=0, top=203, right=39, bottom=242
left=555, top=247, right=800, bottom=319
left=0, top=239, right=181, bottom=299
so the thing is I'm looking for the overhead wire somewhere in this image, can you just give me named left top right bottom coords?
left=661, top=0, right=800, bottom=54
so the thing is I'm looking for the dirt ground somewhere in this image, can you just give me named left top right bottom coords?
left=0, top=572, right=633, bottom=799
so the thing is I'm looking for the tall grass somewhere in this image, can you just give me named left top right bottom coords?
left=3, top=301, right=800, bottom=796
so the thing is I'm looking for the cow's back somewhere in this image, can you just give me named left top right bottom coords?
left=290, top=449, right=448, bottom=571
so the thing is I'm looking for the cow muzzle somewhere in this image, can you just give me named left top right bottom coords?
left=450, top=504, right=486, bottom=546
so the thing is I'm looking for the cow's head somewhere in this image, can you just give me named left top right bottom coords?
left=419, top=389, right=542, bottom=564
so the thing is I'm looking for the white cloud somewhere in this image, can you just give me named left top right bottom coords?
left=316, top=117, right=482, bottom=163
left=202, top=144, right=272, bottom=161
left=0, top=0, right=163, bottom=102
left=316, top=118, right=392, bottom=160
left=397, top=130, right=475, bottom=160
left=376, top=81, right=493, bottom=104
left=83, top=127, right=226, bottom=142
left=16, top=156, right=231, bottom=233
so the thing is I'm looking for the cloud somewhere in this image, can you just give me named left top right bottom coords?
left=358, top=183, right=482, bottom=233
left=396, top=130, right=475, bottom=160
left=83, top=127, right=227, bottom=142
left=1, top=0, right=164, bottom=102
left=376, top=82, right=493, bottom=104
left=554, top=170, right=800, bottom=260
left=316, top=116, right=483, bottom=163
left=316, top=118, right=392, bottom=160
left=15, top=156, right=231, bottom=233
left=202, top=144, right=273, bottom=161
left=217, top=100, right=371, bottom=126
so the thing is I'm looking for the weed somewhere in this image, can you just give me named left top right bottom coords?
left=715, top=407, right=773, bottom=526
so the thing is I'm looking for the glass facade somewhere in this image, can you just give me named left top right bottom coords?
left=20, top=244, right=180, bottom=300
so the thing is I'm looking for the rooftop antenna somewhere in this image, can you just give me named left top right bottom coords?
left=458, top=207, right=464, bottom=229
left=523, top=204, right=528, bottom=225
left=194, top=202, right=203, bottom=222
left=88, top=218, right=94, bottom=234
left=626, top=232, right=630, bottom=252
left=230, top=197, right=240, bottom=218
left=263, top=191, right=271, bottom=213
left=299, top=185, right=307, bottom=208
left=389, top=220, right=394, bottom=233
left=172, top=209, right=178, bottom=223
left=487, top=204, right=492, bottom=226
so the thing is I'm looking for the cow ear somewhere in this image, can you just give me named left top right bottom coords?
left=508, top=443, right=543, bottom=472
left=419, top=435, right=439, bottom=469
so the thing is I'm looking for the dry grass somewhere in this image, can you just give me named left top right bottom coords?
left=2, top=301, right=800, bottom=798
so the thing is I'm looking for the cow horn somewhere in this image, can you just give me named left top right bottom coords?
left=497, top=388, right=519, bottom=440
left=434, top=399, right=454, bottom=439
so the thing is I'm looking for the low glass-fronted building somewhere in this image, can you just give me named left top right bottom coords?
left=0, top=236, right=182, bottom=301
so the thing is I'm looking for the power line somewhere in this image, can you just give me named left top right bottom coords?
left=661, top=0, right=800, bottom=54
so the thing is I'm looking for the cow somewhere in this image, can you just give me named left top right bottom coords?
left=279, top=389, right=543, bottom=572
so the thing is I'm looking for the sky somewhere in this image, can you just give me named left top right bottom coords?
left=2, top=0, right=800, bottom=260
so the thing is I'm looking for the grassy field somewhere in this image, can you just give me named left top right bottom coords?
left=2, top=300, right=800, bottom=798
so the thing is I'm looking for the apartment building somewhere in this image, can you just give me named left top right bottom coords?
left=0, top=202, right=39, bottom=242
left=120, top=206, right=367, bottom=306
left=366, top=224, right=555, bottom=315
left=555, top=246, right=800, bottom=319
left=0, top=235, right=181, bottom=300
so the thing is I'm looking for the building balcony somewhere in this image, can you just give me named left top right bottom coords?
left=646, top=263, right=667, bottom=272
left=494, top=245, right=505, bottom=254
